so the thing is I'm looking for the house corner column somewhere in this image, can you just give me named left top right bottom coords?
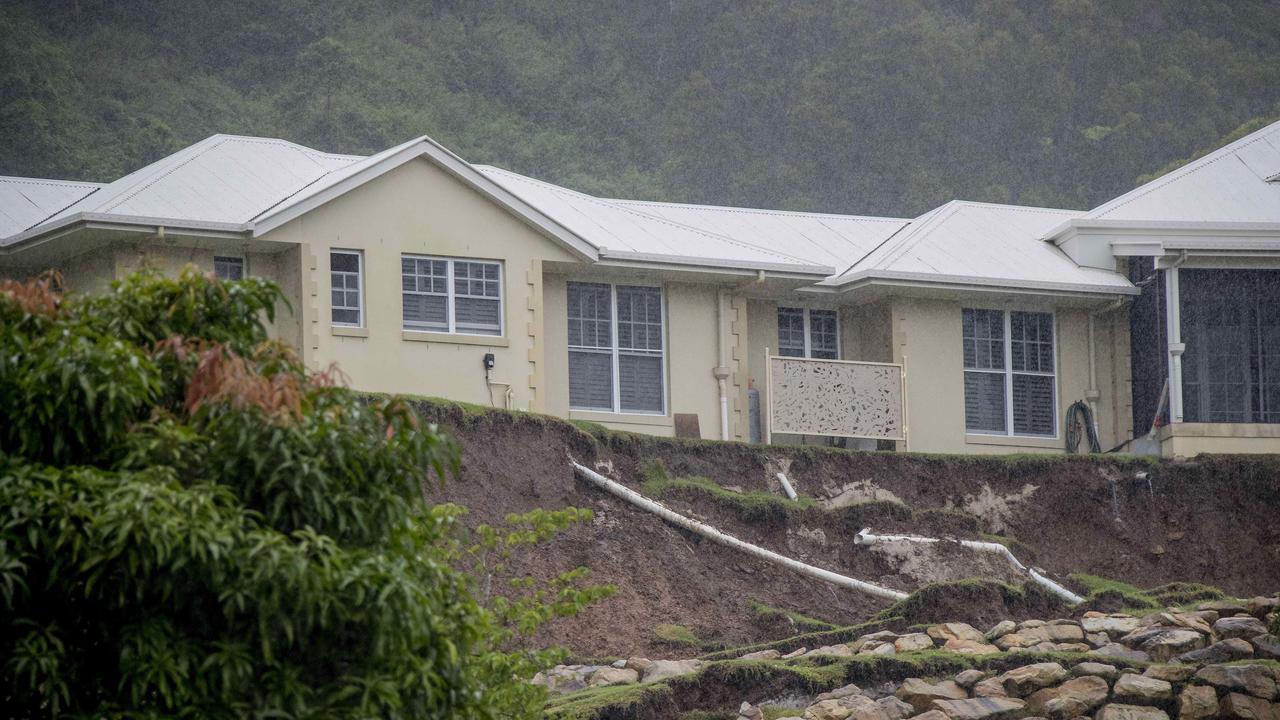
left=1163, top=266, right=1185, bottom=423
left=525, top=259, right=545, bottom=413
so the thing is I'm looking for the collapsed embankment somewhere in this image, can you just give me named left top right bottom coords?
left=411, top=399, right=1280, bottom=659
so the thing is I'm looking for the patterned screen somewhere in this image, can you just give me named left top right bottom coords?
left=768, top=357, right=904, bottom=440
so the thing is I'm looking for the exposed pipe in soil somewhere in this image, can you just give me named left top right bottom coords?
left=572, top=462, right=908, bottom=602
left=853, top=528, right=1084, bottom=605
left=775, top=472, right=798, bottom=501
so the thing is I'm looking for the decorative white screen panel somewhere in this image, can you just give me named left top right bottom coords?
left=768, top=356, right=904, bottom=440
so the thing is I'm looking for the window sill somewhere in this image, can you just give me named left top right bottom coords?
left=332, top=326, right=368, bottom=338
left=401, top=330, right=509, bottom=347
left=569, top=409, right=671, bottom=427
left=965, top=433, right=1060, bottom=449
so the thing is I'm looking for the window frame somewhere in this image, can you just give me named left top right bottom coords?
left=962, top=308, right=1058, bottom=438
left=401, top=254, right=504, bottom=337
left=777, top=306, right=841, bottom=360
left=567, top=281, right=667, bottom=416
left=330, top=249, right=364, bottom=328
left=213, top=255, right=246, bottom=281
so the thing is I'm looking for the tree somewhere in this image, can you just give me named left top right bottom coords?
left=0, top=267, right=605, bottom=718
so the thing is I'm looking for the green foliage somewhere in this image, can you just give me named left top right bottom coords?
left=4, top=2, right=1280, bottom=219
left=1069, top=574, right=1228, bottom=615
left=0, top=268, right=604, bottom=719
left=654, top=623, right=702, bottom=648
left=748, top=600, right=836, bottom=633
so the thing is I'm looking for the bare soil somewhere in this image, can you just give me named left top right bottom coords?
left=416, top=401, right=1280, bottom=658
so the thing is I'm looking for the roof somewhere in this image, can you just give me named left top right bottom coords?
left=830, top=200, right=1138, bottom=295
left=0, top=177, right=101, bottom=238
left=1082, top=119, right=1280, bottom=224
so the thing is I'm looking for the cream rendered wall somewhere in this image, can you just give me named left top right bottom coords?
left=890, top=297, right=1117, bottom=454
left=260, top=157, right=581, bottom=410
left=542, top=276, right=723, bottom=438
left=58, top=246, right=118, bottom=296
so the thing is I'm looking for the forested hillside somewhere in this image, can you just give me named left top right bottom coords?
left=3, top=0, right=1279, bottom=218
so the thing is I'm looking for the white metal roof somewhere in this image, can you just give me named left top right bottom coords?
left=475, top=166, right=833, bottom=275
left=830, top=200, right=1138, bottom=295
left=0, top=177, right=101, bottom=239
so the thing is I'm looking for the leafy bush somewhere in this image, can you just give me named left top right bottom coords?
left=0, top=268, right=604, bottom=718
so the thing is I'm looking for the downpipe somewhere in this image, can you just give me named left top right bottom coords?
left=853, top=528, right=1083, bottom=605
left=573, top=463, right=908, bottom=602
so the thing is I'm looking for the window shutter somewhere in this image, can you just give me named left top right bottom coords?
left=619, top=354, right=663, bottom=412
left=1012, top=374, right=1055, bottom=435
left=454, top=298, right=501, bottom=334
left=569, top=351, right=613, bottom=410
left=964, top=371, right=1006, bottom=433
left=403, top=294, right=448, bottom=331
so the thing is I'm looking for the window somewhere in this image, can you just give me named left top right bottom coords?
left=777, top=307, right=839, bottom=359
left=330, top=250, right=363, bottom=327
left=567, top=282, right=664, bottom=414
left=214, top=256, right=245, bottom=281
left=401, top=256, right=502, bottom=336
left=962, top=308, right=1056, bottom=436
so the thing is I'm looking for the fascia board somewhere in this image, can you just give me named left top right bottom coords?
left=831, top=270, right=1139, bottom=297
left=597, top=249, right=834, bottom=278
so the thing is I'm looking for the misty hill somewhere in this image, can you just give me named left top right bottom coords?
left=3, top=0, right=1280, bottom=218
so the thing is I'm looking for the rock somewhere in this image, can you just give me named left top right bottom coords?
left=1093, top=643, right=1151, bottom=662
left=995, top=634, right=1035, bottom=651
left=896, top=678, right=969, bottom=713
left=1113, top=674, right=1173, bottom=703
left=987, top=621, right=1018, bottom=639
left=741, top=648, right=783, bottom=660
left=1197, top=600, right=1247, bottom=614
left=1073, top=662, right=1120, bottom=680
left=807, top=644, right=855, bottom=658
left=1021, top=620, right=1047, bottom=629
left=1214, top=615, right=1269, bottom=640
left=1250, top=634, right=1280, bottom=660
left=912, top=712, right=950, bottom=720
left=625, top=657, right=653, bottom=673
left=944, top=638, right=1001, bottom=655
left=640, top=659, right=701, bottom=683
left=1053, top=643, right=1091, bottom=653
left=877, top=696, right=916, bottom=720
left=1218, top=692, right=1277, bottom=720
left=973, top=678, right=1009, bottom=698
left=1087, top=632, right=1112, bottom=648
left=1094, top=703, right=1171, bottom=720
left=611, top=658, right=627, bottom=668
left=1174, top=638, right=1254, bottom=664
left=815, top=684, right=864, bottom=702
left=999, top=663, right=1070, bottom=697
left=930, top=696, right=1027, bottom=720
left=1176, top=685, right=1217, bottom=720
left=1082, top=616, right=1142, bottom=638
left=929, top=623, right=987, bottom=644
left=1246, top=596, right=1279, bottom=619
left=589, top=667, right=639, bottom=687
left=1026, top=675, right=1110, bottom=719
left=1143, top=665, right=1196, bottom=683
left=956, top=670, right=987, bottom=689
left=805, top=694, right=890, bottom=720
left=534, top=665, right=590, bottom=694
left=858, top=641, right=897, bottom=656
left=782, top=647, right=808, bottom=659
left=1159, top=613, right=1213, bottom=636
left=1193, top=664, right=1277, bottom=700
left=1130, top=628, right=1207, bottom=662
left=1021, top=624, right=1085, bottom=644
left=739, top=702, right=765, bottom=720
left=895, top=632, right=936, bottom=653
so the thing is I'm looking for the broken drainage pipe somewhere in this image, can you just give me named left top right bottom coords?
left=572, top=462, right=908, bottom=602
left=853, top=528, right=1084, bottom=605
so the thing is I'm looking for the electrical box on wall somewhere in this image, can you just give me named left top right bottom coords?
left=483, top=353, right=495, bottom=370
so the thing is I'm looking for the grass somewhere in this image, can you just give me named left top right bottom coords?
left=654, top=623, right=702, bottom=648
left=544, top=682, right=674, bottom=720
left=761, top=706, right=804, bottom=719
left=748, top=600, right=837, bottom=633
left=1068, top=574, right=1229, bottom=615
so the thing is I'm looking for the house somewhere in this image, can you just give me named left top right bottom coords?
left=2, top=122, right=1278, bottom=457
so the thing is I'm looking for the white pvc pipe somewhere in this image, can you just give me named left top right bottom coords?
left=854, top=528, right=1083, bottom=605
left=776, top=472, right=798, bottom=501
left=573, top=463, right=907, bottom=602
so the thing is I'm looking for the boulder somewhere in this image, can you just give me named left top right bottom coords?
left=741, top=648, right=783, bottom=660
left=995, top=634, right=1034, bottom=651
left=1026, top=675, right=1110, bottom=718
left=805, top=694, right=890, bottom=720
left=956, top=669, right=987, bottom=689
left=738, top=702, right=765, bottom=720
left=1193, top=664, right=1277, bottom=700
left=1112, top=674, right=1173, bottom=703
left=1176, top=685, right=1217, bottom=720
left=999, top=663, right=1069, bottom=697
left=1092, top=643, right=1151, bottom=662
left=858, top=641, right=896, bottom=656
left=1130, top=628, right=1207, bottom=662
left=930, top=697, right=1027, bottom=720
left=1021, top=620, right=1047, bottom=629
left=625, top=657, right=653, bottom=673
left=896, top=678, right=969, bottom=713
left=1094, top=703, right=1171, bottom=720
left=895, top=632, right=936, bottom=653
left=973, top=678, right=1009, bottom=698
left=912, top=712, right=951, bottom=720
left=944, top=638, right=1000, bottom=655
left=1246, top=596, right=1279, bottom=619
left=1052, top=643, right=1092, bottom=653
left=782, top=647, right=808, bottom=659
left=1021, top=624, right=1085, bottom=644
left=987, top=621, right=1018, bottom=639
left=640, top=659, right=701, bottom=683
left=877, top=696, right=916, bottom=720
left=1214, top=615, right=1269, bottom=640
left=1196, top=600, right=1247, bottom=614
left=1174, top=637, right=1254, bottom=664
left=1087, top=632, right=1112, bottom=648
left=588, top=667, right=639, bottom=687
left=1162, top=613, right=1212, bottom=636
left=807, top=644, right=855, bottom=658
left=1143, top=665, right=1196, bottom=683
left=1218, top=692, right=1277, bottom=720
left=1073, top=662, right=1120, bottom=680
left=1250, top=634, right=1280, bottom=660
left=929, top=623, right=987, bottom=644
left=1082, top=616, right=1142, bottom=638
left=815, top=684, right=864, bottom=702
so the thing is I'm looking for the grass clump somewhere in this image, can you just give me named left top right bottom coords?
left=544, top=682, right=674, bottom=720
left=1070, top=574, right=1231, bottom=615
left=640, top=461, right=812, bottom=526
left=654, top=623, right=702, bottom=648
left=748, top=600, right=837, bottom=633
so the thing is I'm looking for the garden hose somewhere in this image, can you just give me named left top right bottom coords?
left=1064, top=400, right=1102, bottom=453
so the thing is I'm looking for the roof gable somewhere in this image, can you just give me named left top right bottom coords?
left=0, top=176, right=101, bottom=238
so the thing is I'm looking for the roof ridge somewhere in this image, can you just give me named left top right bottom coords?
left=611, top=197, right=910, bottom=223
left=0, top=176, right=104, bottom=188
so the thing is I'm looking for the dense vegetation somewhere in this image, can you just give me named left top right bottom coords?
left=4, top=0, right=1280, bottom=218
left=0, top=268, right=606, bottom=718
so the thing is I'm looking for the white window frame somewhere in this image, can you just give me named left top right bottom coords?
left=963, top=308, right=1058, bottom=438
left=214, top=255, right=246, bottom=281
left=777, top=306, right=841, bottom=359
left=401, top=254, right=504, bottom=336
left=330, top=249, right=364, bottom=328
left=567, top=281, right=667, bottom=416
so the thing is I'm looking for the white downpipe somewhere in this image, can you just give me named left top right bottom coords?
left=776, top=472, right=798, bottom=501
left=715, top=289, right=732, bottom=441
left=853, top=528, right=1083, bottom=605
left=573, top=463, right=907, bottom=602
left=1164, top=256, right=1186, bottom=424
